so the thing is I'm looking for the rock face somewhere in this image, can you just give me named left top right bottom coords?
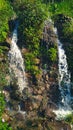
left=4, top=20, right=71, bottom=130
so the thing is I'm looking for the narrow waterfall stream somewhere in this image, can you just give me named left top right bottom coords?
left=53, top=27, right=73, bottom=119
left=6, top=22, right=27, bottom=116
left=8, top=22, right=26, bottom=92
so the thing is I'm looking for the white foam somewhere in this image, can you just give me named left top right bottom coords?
left=53, top=109, right=72, bottom=120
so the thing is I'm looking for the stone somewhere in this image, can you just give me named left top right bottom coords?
left=45, top=74, right=49, bottom=81
left=25, top=72, right=31, bottom=78
left=40, top=86, right=45, bottom=91
left=33, top=95, right=43, bottom=102
left=32, top=103, right=39, bottom=109
left=6, top=37, right=12, bottom=44
left=45, top=84, right=50, bottom=89
left=27, top=111, right=37, bottom=118
left=21, top=48, right=29, bottom=54
left=38, top=89, right=42, bottom=94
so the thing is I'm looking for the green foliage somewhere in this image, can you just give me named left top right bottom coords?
left=0, top=0, right=14, bottom=42
left=47, top=47, right=57, bottom=62
left=24, top=27, right=40, bottom=56
left=47, top=0, right=73, bottom=18
left=25, top=52, right=41, bottom=75
left=0, top=120, right=12, bottom=130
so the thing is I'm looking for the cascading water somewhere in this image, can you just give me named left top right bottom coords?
left=8, top=22, right=26, bottom=93
left=53, top=27, right=73, bottom=119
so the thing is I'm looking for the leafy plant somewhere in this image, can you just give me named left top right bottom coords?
left=24, top=52, right=41, bottom=75
left=47, top=47, right=57, bottom=62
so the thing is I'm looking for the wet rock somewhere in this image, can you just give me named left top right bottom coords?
left=47, top=101, right=58, bottom=110
left=20, top=98, right=33, bottom=111
left=49, top=84, right=60, bottom=104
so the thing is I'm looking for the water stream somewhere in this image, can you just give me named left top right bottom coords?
left=53, top=27, right=73, bottom=119
left=8, top=22, right=27, bottom=92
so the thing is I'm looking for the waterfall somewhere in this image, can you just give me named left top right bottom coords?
left=8, top=22, right=26, bottom=92
left=53, top=27, right=72, bottom=119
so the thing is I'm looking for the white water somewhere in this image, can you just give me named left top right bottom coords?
left=53, top=27, right=72, bottom=119
left=8, top=22, right=26, bottom=92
